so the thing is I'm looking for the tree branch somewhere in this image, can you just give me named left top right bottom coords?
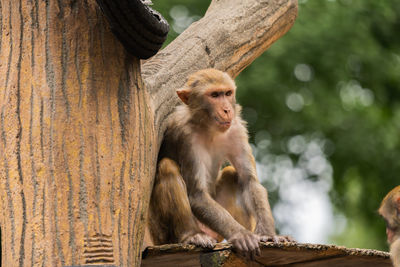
left=142, top=0, right=297, bottom=137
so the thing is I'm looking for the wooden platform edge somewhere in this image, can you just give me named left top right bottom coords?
left=141, top=242, right=391, bottom=267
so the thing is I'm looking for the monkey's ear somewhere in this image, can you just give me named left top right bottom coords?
left=177, top=89, right=190, bottom=105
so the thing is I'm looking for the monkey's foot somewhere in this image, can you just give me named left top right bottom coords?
left=183, top=233, right=216, bottom=249
left=260, top=235, right=294, bottom=243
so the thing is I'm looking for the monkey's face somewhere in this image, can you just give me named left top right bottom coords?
left=176, top=69, right=238, bottom=132
left=204, top=87, right=236, bottom=132
left=379, top=191, right=400, bottom=245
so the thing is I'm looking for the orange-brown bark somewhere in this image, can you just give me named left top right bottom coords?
left=0, top=1, right=156, bottom=266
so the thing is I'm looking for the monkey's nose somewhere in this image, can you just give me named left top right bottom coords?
left=224, top=108, right=232, bottom=114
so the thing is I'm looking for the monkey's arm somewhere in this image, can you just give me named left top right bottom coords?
left=189, top=189, right=261, bottom=256
left=228, top=141, right=276, bottom=238
left=190, top=190, right=245, bottom=237
left=178, top=150, right=259, bottom=256
left=179, top=150, right=243, bottom=236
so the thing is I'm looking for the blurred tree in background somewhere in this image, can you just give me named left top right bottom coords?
left=153, top=0, right=400, bottom=251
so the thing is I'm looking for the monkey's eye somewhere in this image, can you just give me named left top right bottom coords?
left=211, top=92, right=219, bottom=98
left=226, top=90, right=233, bottom=96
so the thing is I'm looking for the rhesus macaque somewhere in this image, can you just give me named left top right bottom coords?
left=379, top=186, right=400, bottom=267
left=148, top=69, right=290, bottom=259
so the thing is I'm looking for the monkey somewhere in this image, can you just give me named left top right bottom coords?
left=147, top=69, right=291, bottom=259
left=379, top=186, right=400, bottom=267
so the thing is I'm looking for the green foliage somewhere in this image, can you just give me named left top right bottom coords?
left=154, top=0, right=400, bottom=250
left=237, top=0, right=400, bottom=250
left=152, top=1, right=209, bottom=45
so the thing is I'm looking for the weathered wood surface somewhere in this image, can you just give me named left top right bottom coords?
left=0, top=0, right=297, bottom=266
left=142, top=242, right=392, bottom=267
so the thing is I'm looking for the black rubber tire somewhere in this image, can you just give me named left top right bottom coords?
left=96, top=0, right=169, bottom=59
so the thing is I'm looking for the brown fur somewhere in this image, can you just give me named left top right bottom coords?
left=379, top=186, right=400, bottom=267
left=148, top=158, right=199, bottom=244
left=148, top=69, right=288, bottom=258
left=216, top=166, right=257, bottom=234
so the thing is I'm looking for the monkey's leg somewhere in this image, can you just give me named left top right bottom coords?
left=215, top=166, right=256, bottom=233
left=148, top=158, right=216, bottom=248
left=217, top=165, right=292, bottom=243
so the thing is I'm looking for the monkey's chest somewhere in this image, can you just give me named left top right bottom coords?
left=197, top=149, right=226, bottom=186
left=191, top=133, right=233, bottom=183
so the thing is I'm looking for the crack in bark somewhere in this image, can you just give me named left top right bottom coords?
left=16, top=1, right=26, bottom=266
left=79, top=125, right=89, bottom=237
left=29, top=84, right=38, bottom=266
left=63, top=140, right=76, bottom=265
left=58, top=0, right=71, bottom=117
left=4, top=1, right=13, bottom=101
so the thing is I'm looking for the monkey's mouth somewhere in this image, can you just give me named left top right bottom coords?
left=214, top=117, right=231, bottom=129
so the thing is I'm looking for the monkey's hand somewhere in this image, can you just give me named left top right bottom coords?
left=259, top=235, right=294, bottom=243
left=255, top=224, right=294, bottom=243
left=183, top=233, right=216, bottom=249
left=228, top=229, right=261, bottom=260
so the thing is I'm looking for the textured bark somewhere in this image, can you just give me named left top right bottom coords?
left=0, top=1, right=156, bottom=266
left=0, top=0, right=297, bottom=266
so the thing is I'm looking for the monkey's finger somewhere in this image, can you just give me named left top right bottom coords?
left=260, top=235, right=273, bottom=242
left=245, top=236, right=257, bottom=252
left=245, top=242, right=255, bottom=260
left=242, top=239, right=250, bottom=252
left=187, top=235, right=198, bottom=245
left=245, top=236, right=259, bottom=260
left=284, top=235, right=295, bottom=242
left=273, top=235, right=292, bottom=243
left=204, top=241, right=212, bottom=249
left=248, top=250, right=255, bottom=261
left=256, top=246, right=261, bottom=257
left=250, top=245, right=259, bottom=261
left=205, top=238, right=216, bottom=249
left=278, top=236, right=289, bottom=242
left=252, top=239, right=261, bottom=257
left=233, top=240, right=245, bottom=257
left=239, top=239, right=249, bottom=255
left=198, top=237, right=207, bottom=247
left=252, top=238, right=261, bottom=258
left=200, top=236, right=213, bottom=249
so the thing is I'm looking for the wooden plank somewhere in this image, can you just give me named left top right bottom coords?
left=142, top=242, right=391, bottom=267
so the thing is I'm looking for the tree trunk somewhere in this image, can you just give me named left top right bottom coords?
left=0, top=0, right=297, bottom=266
left=0, top=1, right=156, bottom=266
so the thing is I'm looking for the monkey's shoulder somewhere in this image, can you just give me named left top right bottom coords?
left=159, top=117, right=194, bottom=161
